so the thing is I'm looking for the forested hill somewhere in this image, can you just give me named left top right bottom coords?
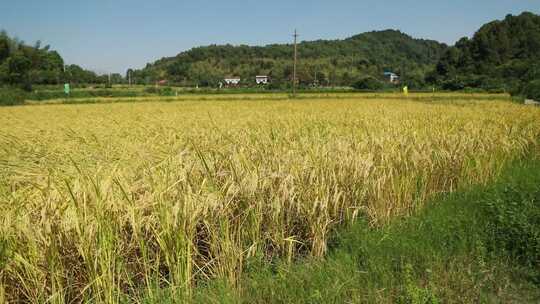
left=430, top=12, right=540, bottom=94
left=131, top=30, right=447, bottom=87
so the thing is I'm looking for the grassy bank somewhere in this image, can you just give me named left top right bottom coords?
left=174, top=158, right=540, bottom=304
left=24, top=92, right=511, bottom=106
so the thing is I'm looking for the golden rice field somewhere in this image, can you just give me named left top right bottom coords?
left=1, top=94, right=539, bottom=303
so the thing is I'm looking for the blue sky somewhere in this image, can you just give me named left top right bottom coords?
left=1, top=0, right=539, bottom=74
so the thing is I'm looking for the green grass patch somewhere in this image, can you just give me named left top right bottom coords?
left=141, top=158, right=540, bottom=303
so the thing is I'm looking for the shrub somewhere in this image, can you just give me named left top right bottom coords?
left=441, top=77, right=465, bottom=91
left=523, top=80, right=540, bottom=101
left=143, top=86, right=176, bottom=96
left=28, top=90, right=66, bottom=100
left=399, top=71, right=428, bottom=90
left=0, top=87, right=27, bottom=106
left=507, top=80, right=525, bottom=97
left=26, top=89, right=141, bottom=101
left=159, top=87, right=174, bottom=96
left=144, top=86, right=160, bottom=94
left=352, top=76, right=384, bottom=91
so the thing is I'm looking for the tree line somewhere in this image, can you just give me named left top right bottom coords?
left=428, top=12, right=540, bottom=99
left=0, top=30, right=111, bottom=90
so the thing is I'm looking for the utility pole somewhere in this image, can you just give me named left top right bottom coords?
left=292, top=29, right=299, bottom=97
left=128, top=70, right=132, bottom=87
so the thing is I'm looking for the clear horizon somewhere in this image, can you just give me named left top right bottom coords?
left=1, top=0, right=539, bottom=74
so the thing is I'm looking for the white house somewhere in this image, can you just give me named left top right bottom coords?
left=383, top=72, right=399, bottom=83
left=224, top=78, right=241, bottom=86
left=255, top=75, right=269, bottom=85
left=525, top=99, right=540, bottom=106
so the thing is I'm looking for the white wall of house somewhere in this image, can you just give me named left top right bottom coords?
left=256, top=76, right=269, bottom=84
left=224, top=78, right=241, bottom=85
left=384, top=73, right=399, bottom=83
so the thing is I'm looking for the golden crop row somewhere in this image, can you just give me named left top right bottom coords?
left=0, top=96, right=539, bottom=302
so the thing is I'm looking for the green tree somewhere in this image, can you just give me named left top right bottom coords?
left=7, top=51, right=31, bottom=88
left=430, top=12, right=540, bottom=93
left=0, top=33, right=9, bottom=63
left=0, top=30, right=102, bottom=87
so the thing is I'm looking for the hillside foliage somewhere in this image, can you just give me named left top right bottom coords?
left=132, top=30, right=447, bottom=88
left=429, top=12, right=540, bottom=94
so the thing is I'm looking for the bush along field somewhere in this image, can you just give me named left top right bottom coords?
left=0, top=95, right=539, bottom=303
left=524, top=80, right=540, bottom=102
left=0, top=88, right=27, bottom=106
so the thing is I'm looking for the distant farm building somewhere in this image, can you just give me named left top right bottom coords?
left=384, top=72, right=399, bottom=83
left=255, top=75, right=269, bottom=85
left=224, top=77, right=241, bottom=86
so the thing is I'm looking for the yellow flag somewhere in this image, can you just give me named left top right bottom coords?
left=403, top=86, right=409, bottom=95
